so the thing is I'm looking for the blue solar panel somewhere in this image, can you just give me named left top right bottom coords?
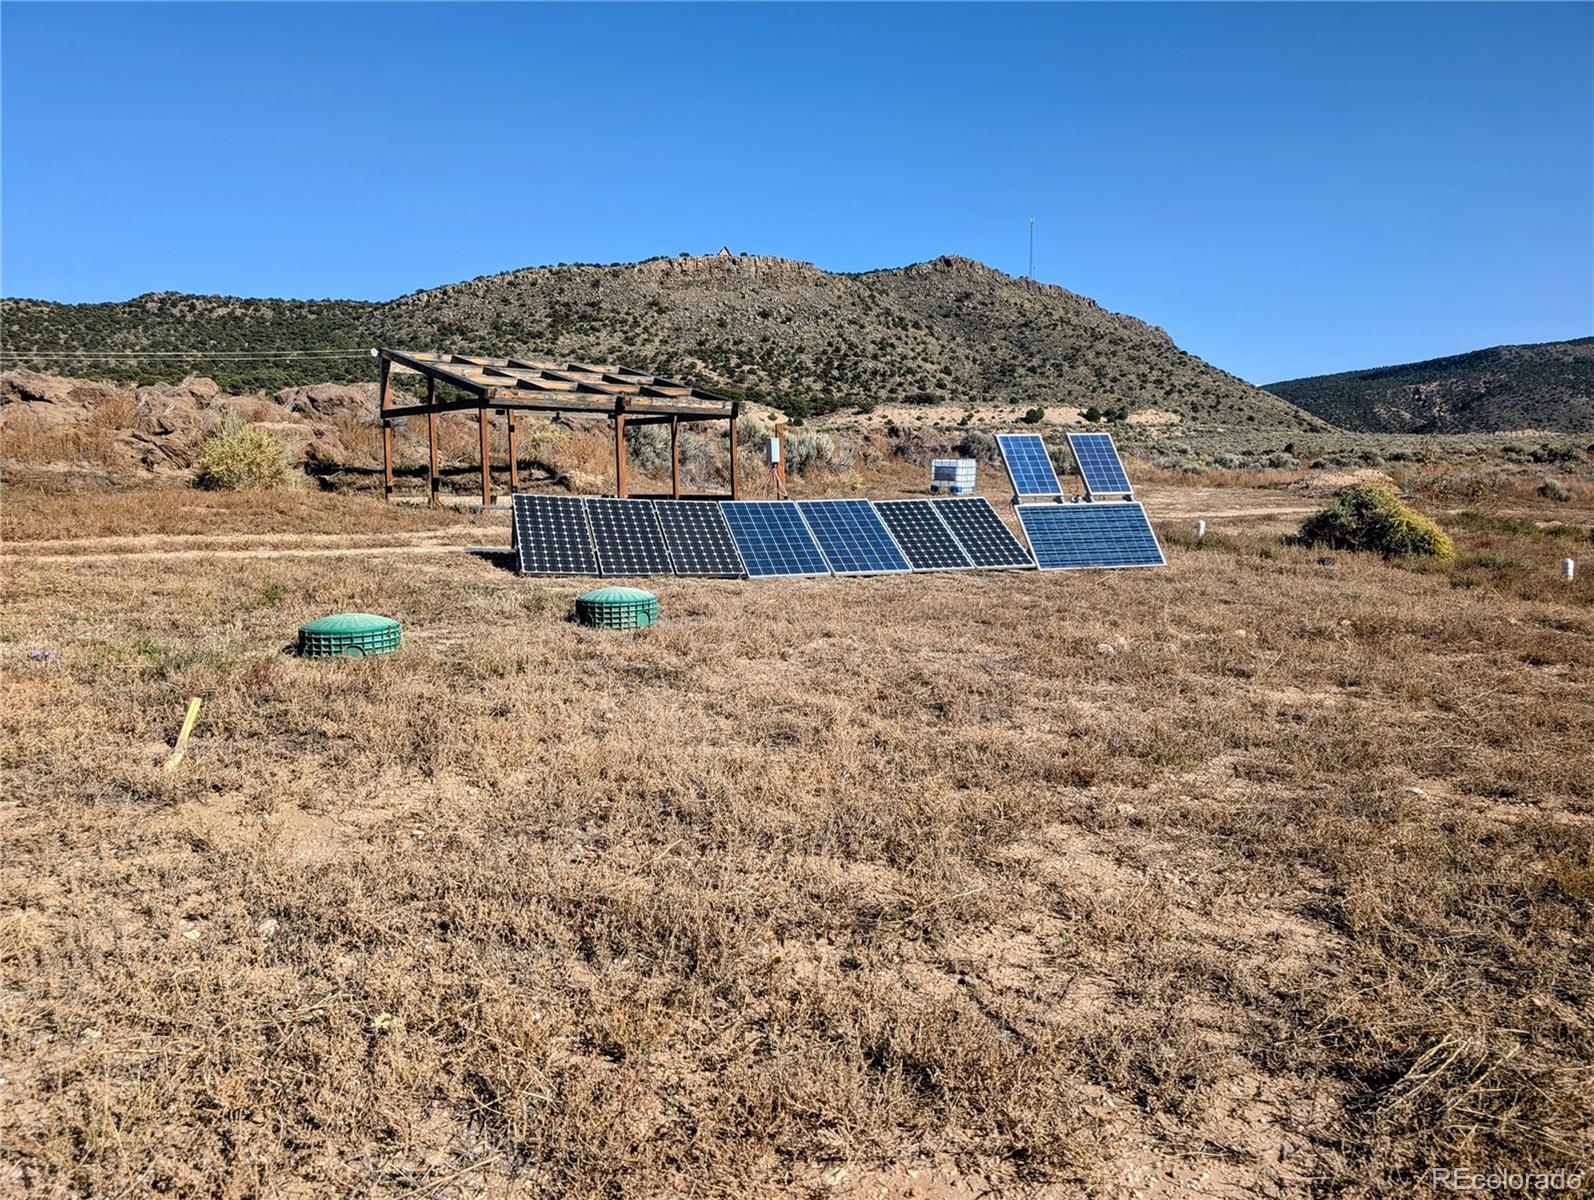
left=1067, top=432, right=1134, bottom=498
left=1015, top=502, right=1166, bottom=570
left=796, top=499, right=912, bottom=575
left=995, top=433, right=1064, bottom=497
left=720, top=501, right=831, bottom=578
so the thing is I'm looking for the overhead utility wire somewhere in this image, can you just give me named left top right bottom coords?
left=0, top=348, right=371, bottom=359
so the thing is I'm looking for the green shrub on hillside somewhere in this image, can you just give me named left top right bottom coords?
left=1538, top=478, right=1572, bottom=503
left=1298, top=483, right=1453, bottom=561
left=192, top=412, right=300, bottom=491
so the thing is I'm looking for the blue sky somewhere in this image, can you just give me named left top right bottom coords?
left=2, top=2, right=1589, bottom=383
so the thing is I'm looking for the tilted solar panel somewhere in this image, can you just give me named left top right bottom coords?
left=652, top=500, right=745, bottom=578
left=1066, top=432, right=1134, bottom=498
left=874, top=500, right=974, bottom=571
left=512, top=494, right=599, bottom=576
left=995, top=432, right=1064, bottom=497
left=584, top=498, right=674, bottom=577
left=931, top=497, right=1035, bottom=568
left=720, top=501, right=831, bottom=578
left=795, top=499, right=912, bottom=575
left=1015, top=501, right=1166, bottom=570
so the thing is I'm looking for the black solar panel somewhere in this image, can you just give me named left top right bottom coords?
left=653, top=500, right=745, bottom=577
left=512, top=494, right=599, bottom=576
left=875, top=500, right=974, bottom=570
left=584, top=498, right=674, bottom=577
left=932, top=497, right=1034, bottom=569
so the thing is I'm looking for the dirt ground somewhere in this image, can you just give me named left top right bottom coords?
left=2, top=481, right=1591, bottom=1198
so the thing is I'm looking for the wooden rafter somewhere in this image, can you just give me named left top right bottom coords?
left=375, top=346, right=742, bottom=504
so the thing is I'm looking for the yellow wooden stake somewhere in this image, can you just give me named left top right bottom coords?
left=164, top=697, right=203, bottom=772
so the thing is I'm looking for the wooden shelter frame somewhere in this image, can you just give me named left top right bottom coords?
left=375, top=348, right=742, bottom=506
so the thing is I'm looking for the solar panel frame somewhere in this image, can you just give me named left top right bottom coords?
left=930, top=497, right=1035, bottom=569
left=511, top=494, right=600, bottom=576
left=995, top=432, right=1065, bottom=498
left=1015, top=501, right=1166, bottom=571
left=795, top=499, right=913, bottom=576
left=584, top=498, right=675, bottom=577
left=1066, top=431, right=1134, bottom=499
left=874, top=499, right=976, bottom=571
left=720, top=500, right=832, bottom=578
left=651, top=499, right=746, bottom=578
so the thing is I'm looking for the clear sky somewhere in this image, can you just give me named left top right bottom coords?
left=2, top=2, right=1589, bottom=382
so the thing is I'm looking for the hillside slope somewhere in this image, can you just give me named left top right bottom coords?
left=1, top=254, right=1320, bottom=429
left=1264, top=338, right=1594, bottom=433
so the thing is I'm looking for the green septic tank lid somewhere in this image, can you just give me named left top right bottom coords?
left=298, top=612, right=402, bottom=658
left=575, top=586, right=659, bottom=630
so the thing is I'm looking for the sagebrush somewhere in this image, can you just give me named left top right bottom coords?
left=1297, top=481, right=1454, bottom=561
left=191, top=411, right=300, bottom=491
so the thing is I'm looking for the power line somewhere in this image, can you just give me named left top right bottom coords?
left=0, top=348, right=371, bottom=359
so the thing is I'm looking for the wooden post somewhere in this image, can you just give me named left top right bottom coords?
left=426, top=378, right=440, bottom=508
left=614, top=407, right=629, bottom=498
left=378, top=356, right=394, bottom=502
left=507, top=411, right=520, bottom=494
left=478, top=406, right=492, bottom=508
left=670, top=416, right=681, bottom=500
left=728, top=410, right=740, bottom=499
left=774, top=420, right=788, bottom=497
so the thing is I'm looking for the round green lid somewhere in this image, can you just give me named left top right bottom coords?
left=577, top=587, right=657, bottom=604
left=299, top=612, right=400, bottom=635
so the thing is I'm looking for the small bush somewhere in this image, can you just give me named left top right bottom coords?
left=784, top=430, right=836, bottom=475
left=192, top=412, right=299, bottom=491
left=1297, top=483, right=1453, bottom=562
left=1538, top=478, right=1572, bottom=503
left=1021, top=407, right=1045, bottom=424
left=954, top=430, right=999, bottom=465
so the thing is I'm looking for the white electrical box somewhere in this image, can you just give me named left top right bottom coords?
left=767, top=438, right=781, bottom=466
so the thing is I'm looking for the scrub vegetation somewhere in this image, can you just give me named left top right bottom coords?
left=2, top=463, right=1590, bottom=1199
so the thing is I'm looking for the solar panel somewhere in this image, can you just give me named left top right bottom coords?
left=512, top=494, right=599, bottom=576
left=1067, top=432, right=1134, bottom=498
left=1015, top=502, right=1166, bottom=570
left=795, top=499, right=912, bottom=575
left=584, top=498, right=674, bottom=577
left=932, top=497, right=1035, bottom=569
left=995, top=432, right=1064, bottom=497
left=720, top=501, right=831, bottom=578
left=653, top=500, right=745, bottom=578
left=874, top=500, right=974, bottom=571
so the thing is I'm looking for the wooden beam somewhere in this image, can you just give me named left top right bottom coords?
left=426, top=378, right=439, bottom=508
left=614, top=410, right=629, bottom=498
left=378, top=357, right=394, bottom=502
left=478, top=407, right=492, bottom=508
left=774, top=420, right=788, bottom=497
left=506, top=410, right=520, bottom=494
left=728, top=412, right=740, bottom=500
left=670, top=415, right=680, bottom=500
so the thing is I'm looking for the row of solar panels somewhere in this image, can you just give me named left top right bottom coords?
left=996, top=431, right=1133, bottom=500
left=511, top=494, right=1165, bottom=577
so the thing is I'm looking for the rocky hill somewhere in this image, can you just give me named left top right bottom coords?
left=1, top=253, right=1322, bottom=430
left=1264, top=338, right=1594, bottom=433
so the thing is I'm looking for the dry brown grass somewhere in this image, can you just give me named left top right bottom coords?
left=1, top=486, right=1591, bottom=1198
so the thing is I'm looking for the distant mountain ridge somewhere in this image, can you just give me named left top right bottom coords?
left=1264, top=338, right=1594, bottom=433
left=0, top=253, right=1322, bottom=429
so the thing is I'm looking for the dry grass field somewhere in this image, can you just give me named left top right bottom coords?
left=2, top=480, right=1592, bottom=1198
